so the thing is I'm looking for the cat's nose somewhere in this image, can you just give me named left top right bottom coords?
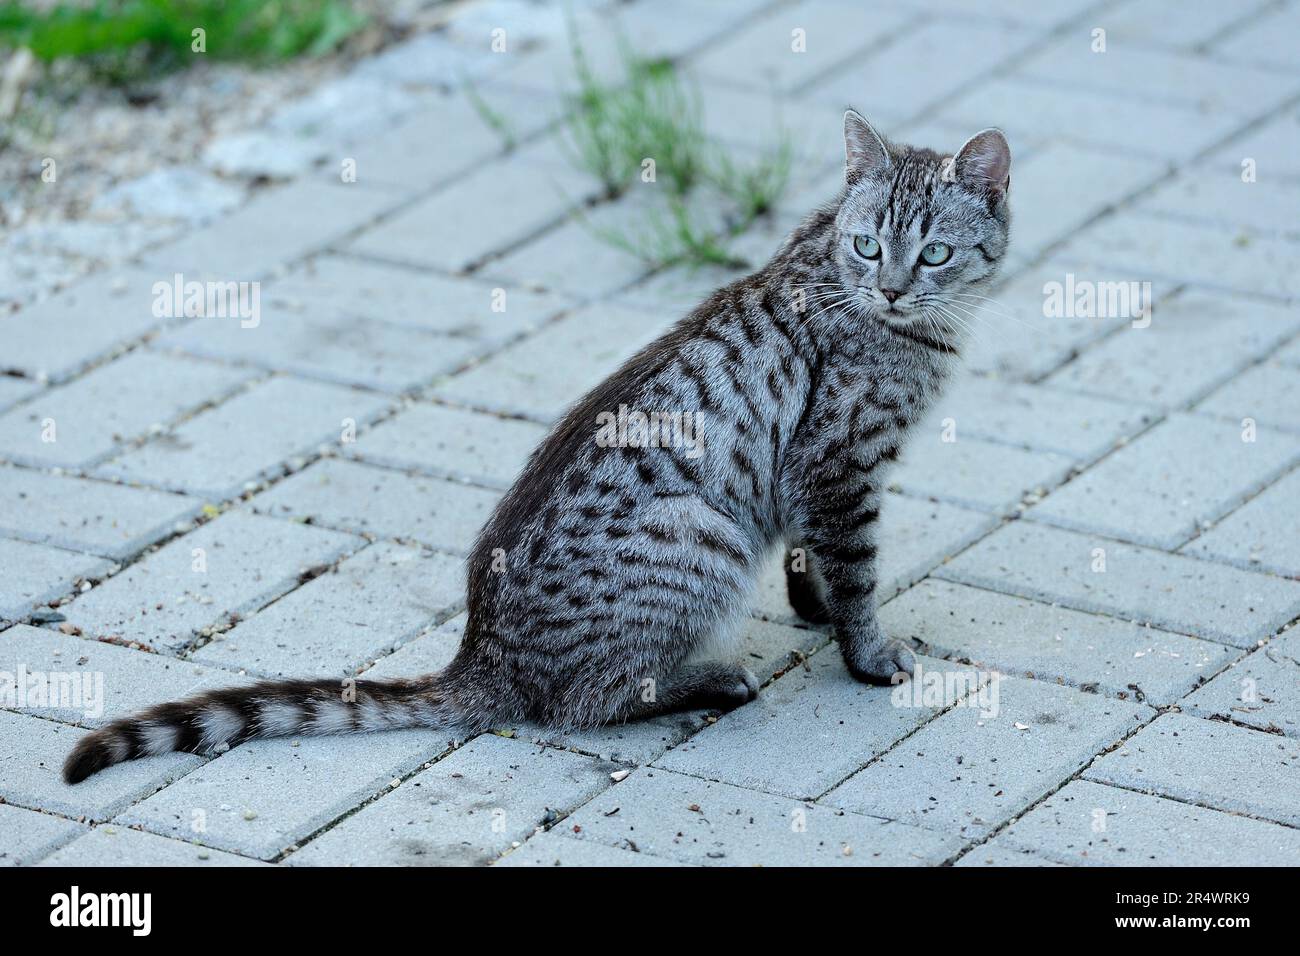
left=880, top=288, right=903, bottom=303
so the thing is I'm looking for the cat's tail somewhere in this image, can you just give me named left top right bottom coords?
left=63, top=673, right=460, bottom=784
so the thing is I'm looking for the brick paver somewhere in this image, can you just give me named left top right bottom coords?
left=1083, top=711, right=1300, bottom=827
left=3, top=0, right=1299, bottom=867
left=563, top=768, right=963, bottom=867
left=982, top=779, right=1300, bottom=867
left=822, top=677, right=1152, bottom=839
left=61, top=510, right=361, bottom=653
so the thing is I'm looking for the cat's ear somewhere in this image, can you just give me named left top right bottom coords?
left=843, top=110, right=890, bottom=185
left=951, top=128, right=1011, bottom=198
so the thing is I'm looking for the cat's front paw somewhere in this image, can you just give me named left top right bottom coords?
left=844, top=638, right=916, bottom=685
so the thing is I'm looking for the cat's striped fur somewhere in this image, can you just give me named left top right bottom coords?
left=64, top=112, right=1010, bottom=783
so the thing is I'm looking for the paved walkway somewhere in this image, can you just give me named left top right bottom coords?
left=2, top=0, right=1300, bottom=866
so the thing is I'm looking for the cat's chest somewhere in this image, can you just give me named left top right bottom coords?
left=813, top=352, right=948, bottom=435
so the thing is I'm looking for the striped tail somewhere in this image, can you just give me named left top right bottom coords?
left=63, top=673, right=457, bottom=784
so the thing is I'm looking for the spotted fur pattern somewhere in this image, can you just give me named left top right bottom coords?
left=64, top=112, right=1010, bottom=784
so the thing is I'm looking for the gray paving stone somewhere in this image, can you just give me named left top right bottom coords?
left=997, top=142, right=1165, bottom=260
left=1029, top=414, right=1300, bottom=550
left=38, top=825, right=267, bottom=866
left=962, top=262, right=1172, bottom=382
left=881, top=580, right=1235, bottom=707
left=1208, top=0, right=1300, bottom=71
left=155, top=312, right=483, bottom=393
left=287, top=734, right=612, bottom=866
left=0, top=466, right=201, bottom=560
left=617, top=262, right=746, bottom=315
left=986, top=778, right=1300, bottom=866
left=344, top=402, right=547, bottom=490
left=753, top=494, right=997, bottom=624
left=265, top=255, right=571, bottom=342
left=62, top=510, right=359, bottom=653
left=1101, top=0, right=1271, bottom=50
left=566, top=767, right=963, bottom=866
left=1194, top=360, right=1300, bottom=434
left=0, top=803, right=87, bottom=866
left=495, top=829, right=685, bottom=867
left=1181, top=467, right=1300, bottom=577
left=433, top=299, right=674, bottom=422
left=252, top=458, right=499, bottom=555
left=0, top=377, right=39, bottom=414
left=0, top=624, right=251, bottom=728
left=1202, top=108, right=1300, bottom=178
left=1016, top=34, right=1300, bottom=116
left=1051, top=213, right=1300, bottom=300
left=935, top=76, right=1243, bottom=162
left=0, top=539, right=111, bottom=624
left=953, top=844, right=1063, bottom=868
left=0, top=710, right=201, bottom=822
left=1084, top=711, right=1300, bottom=827
left=98, top=377, right=392, bottom=499
left=1044, top=291, right=1300, bottom=409
left=192, top=541, right=463, bottom=679
left=534, top=713, right=708, bottom=768
left=654, top=649, right=960, bottom=800
left=345, top=86, right=560, bottom=192
left=694, top=82, right=843, bottom=163
left=733, top=616, right=828, bottom=683
left=936, top=521, right=1300, bottom=648
left=359, top=614, right=466, bottom=680
left=142, top=180, right=402, bottom=280
left=484, top=197, right=660, bottom=301
left=823, top=677, right=1152, bottom=839
left=1182, top=630, right=1300, bottom=738
left=692, top=0, right=914, bottom=95
left=118, top=728, right=449, bottom=861
left=348, top=141, right=598, bottom=272
left=0, top=269, right=175, bottom=382
left=0, top=351, right=254, bottom=470
left=807, top=19, right=1033, bottom=115
left=918, top=372, right=1155, bottom=463
left=893, top=431, right=1074, bottom=513
left=900, top=0, right=1097, bottom=28
left=495, top=0, right=757, bottom=96
left=1139, top=169, right=1300, bottom=240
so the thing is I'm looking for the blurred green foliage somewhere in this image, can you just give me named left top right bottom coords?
left=0, top=0, right=366, bottom=72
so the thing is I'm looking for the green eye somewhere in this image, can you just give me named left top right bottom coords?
left=920, top=241, right=952, bottom=265
left=853, top=235, right=881, bottom=260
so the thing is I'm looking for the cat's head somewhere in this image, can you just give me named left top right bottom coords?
left=831, top=110, right=1011, bottom=337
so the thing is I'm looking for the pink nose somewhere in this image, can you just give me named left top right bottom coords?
left=881, top=288, right=903, bottom=303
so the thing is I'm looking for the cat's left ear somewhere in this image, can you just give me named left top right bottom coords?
left=951, top=128, right=1011, bottom=199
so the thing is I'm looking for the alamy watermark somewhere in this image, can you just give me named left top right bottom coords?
left=1042, top=273, right=1151, bottom=328
left=152, top=272, right=260, bottom=328
left=1, top=665, right=104, bottom=719
left=595, top=404, right=706, bottom=459
left=891, top=661, right=1001, bottom=718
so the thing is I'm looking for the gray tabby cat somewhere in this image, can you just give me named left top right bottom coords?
left=65, top=111, right=1010, bottom=783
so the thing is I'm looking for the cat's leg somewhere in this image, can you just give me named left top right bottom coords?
left=795, top=485, right=915, bottom=685
left=784, top=542, right=829, bottom=624
left=625, top=661, right=760, bottom=719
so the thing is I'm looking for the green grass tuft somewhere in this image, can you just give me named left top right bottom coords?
left=0, top=0, right=367, bottom=76
left=558, top=25, right=793, bottom=270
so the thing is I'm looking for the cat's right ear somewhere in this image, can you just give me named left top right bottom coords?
left=843, top=110, right=890, bottom=185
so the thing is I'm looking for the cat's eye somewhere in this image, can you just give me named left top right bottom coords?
left=853, top=235, right=881, bottom=260
left=919, top=241, right=953, bottom=266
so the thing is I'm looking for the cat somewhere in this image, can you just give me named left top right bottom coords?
left=64, top=111, right=1011, bottom=783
